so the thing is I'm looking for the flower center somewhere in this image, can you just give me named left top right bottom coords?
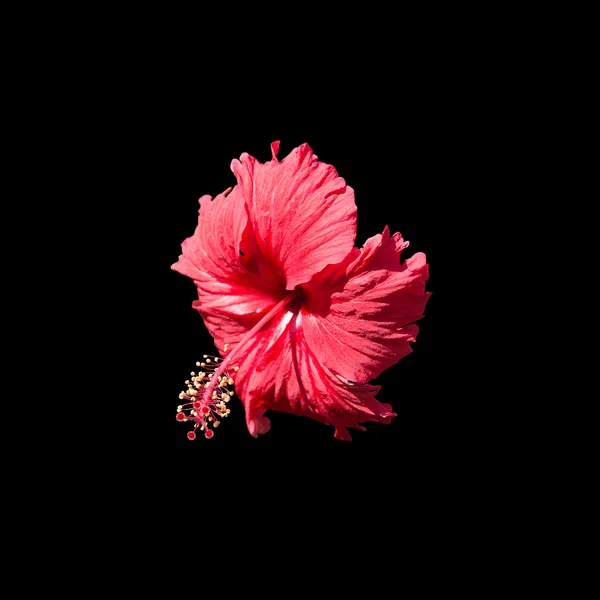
left=175, top=293, right=298, bottom=440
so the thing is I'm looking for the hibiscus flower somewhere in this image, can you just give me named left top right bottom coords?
left=173, top=141, right=430, bottom=441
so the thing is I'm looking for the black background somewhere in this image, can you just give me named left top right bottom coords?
left=19, top=11, right=514, bottom=579
left=77, top=47, right=473, bottom=477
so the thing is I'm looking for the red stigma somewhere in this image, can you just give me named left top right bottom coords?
left=187, top=431, right=196, bottom=441
left=176, top=412, right=185, bottom=421
left=205, top=429, right=214, bottom=439
left=193, top=401, right=201, bottom=409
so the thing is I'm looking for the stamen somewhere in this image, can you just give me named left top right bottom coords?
left=175, top=354, right=235, bottom=440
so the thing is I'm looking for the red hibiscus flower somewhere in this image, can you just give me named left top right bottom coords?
left=173, top=142, right=430, bottom=441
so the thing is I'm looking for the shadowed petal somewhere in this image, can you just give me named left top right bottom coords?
left=301, top=227, right=430, bottom=383
left=171, top=187, right=286, bottom=349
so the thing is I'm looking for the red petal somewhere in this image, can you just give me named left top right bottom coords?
left=171, top=187, right=286, bottom=349
left=231, top=143, right=357, bottom=290
left=301, top=227, right=430, bottom=383
left=233, top=308, right=396, bottom=440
